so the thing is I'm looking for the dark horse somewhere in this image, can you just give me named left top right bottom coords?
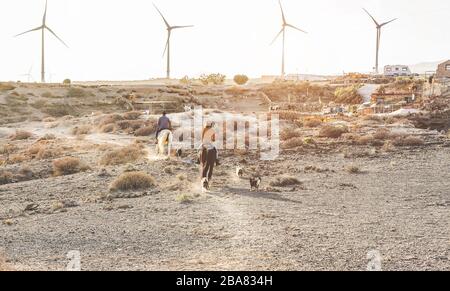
left=200, top=146, right=217, bottom=191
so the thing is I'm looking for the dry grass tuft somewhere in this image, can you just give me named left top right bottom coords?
left=318, top=125, right=348, bottom=138
left=281, top=127, right=302, bottom=141
left=392, top=136, right=425, bottom=147
left=123, top=111, right=142, bottom=120
left=53, top=157, right=89, bottom=176
left=373, top=128, right=391, bottom=140
left=71, top=125, right=92, bottom=136
left=97, top=114, right=124, bottom=127
left=346, top=165, right=361, bottom=174
left=10, top=130, right=32, bottom=141
left=304, top=119, right=323, bottom=128
left=110, top=172, right=155, bottom=191
left=100, top=123, right=116, bottom=133
left=281, top=137, right=304, bottom=149
left=99, top=145, right=146, bottom=166
left=135, top=125, right=157, bottom=137
left=0, top=171, right=14, bottom=185
left=270, top=176, right=302, bottom=187
left=175, top=193, right=193, bottom=203
left=0, top=144, right=18, bottom=155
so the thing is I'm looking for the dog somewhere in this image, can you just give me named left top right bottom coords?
left=249, top=177, right=261, bottom=192
left=201, top=177, right=210, bottom=191
left=236, top=166, right=244, bottom=178
left=175, top=149, right=183, bottom=157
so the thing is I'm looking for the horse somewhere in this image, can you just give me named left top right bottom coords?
left=199, top=145, right=217, bottom=191
left=156, top=129, right=173, bottom=158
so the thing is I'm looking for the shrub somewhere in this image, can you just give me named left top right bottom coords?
left=42, top=104, right=77, bottom=117
left=39, top=133, right=56, bottom=141
left=281, top=127, right=302, bottom=141
left=99, top=145, right=145, bottom=166
left=110, top=172, right=155, bottom=191
left=100, top=124, right=116, bottom=133
left=179, top=76, right=191, bottom=85
left=199, top=73, right=226, bottom=85
left=0, top=144, right=18, bottom=155
left=175, top=193, right=193, bottom=203
left=41, top=91, right=54, bottom=98
left=63, top=79, right=72, bottom=85
left=281, top=137, right=304, bottom=149
left=346, top=165, right=361, bottom=174
left=233, top=74, right=249, bottom=85
left=116, top=120, right=146, bottom=131
left=304, top=119, right=323, bottom=128
left=270, top=176, right=302, bottom=187
left=318, top=125, right=348, bottom=138
left=392, top=136, right=425, bottom=147
left=97, top=114, right=124, bottom=127
left=135, top=126, right=157, bottom=137
left=334, top=85, right=362, bottom=104
left=123, top=111, right=142, bottom=120
left=53, top=157, right=89, bottom=176
left=373, top=128, right=391, bottom=140
left=67, top=87, right=93, bottom=98
left=10, top=130, right=32, bottom=141
left=0, top=171, right=14, bottom=185
left=71, top=125, right=92, bottom=136
left=0, top=83, right=16, bottom=92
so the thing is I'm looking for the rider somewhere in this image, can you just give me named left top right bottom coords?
left=200, top=121, right=220, bottom=166
left=155, top=111, right=172, bottom=143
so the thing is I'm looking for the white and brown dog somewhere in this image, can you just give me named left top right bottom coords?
left=201, top=177, right=210, bottom=192
left=250, top=177, right=262, bottom=192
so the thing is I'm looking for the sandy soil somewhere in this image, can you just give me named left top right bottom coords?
left=0, top=82, right=449, bottom=271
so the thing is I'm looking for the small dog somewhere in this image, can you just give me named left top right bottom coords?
left=176, top=149, right=183, bottom=157
left=250, top=177, right=262, bottom=192
left=201, top=177, right=210, bottom=191
left=236, top=167, right=244, bottom=178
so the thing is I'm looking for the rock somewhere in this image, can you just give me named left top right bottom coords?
left=24, top=203, right=39, bottom=212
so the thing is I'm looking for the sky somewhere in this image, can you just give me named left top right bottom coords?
left=0, top=0, right=449, bottom=82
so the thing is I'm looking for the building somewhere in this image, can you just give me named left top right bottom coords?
left=384, top=65, right=412, bottom=77
left=436, top=60, right=450, bottom=80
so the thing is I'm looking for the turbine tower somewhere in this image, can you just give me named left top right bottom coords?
left=15, top=0, right=68, bottom=83
left=271, top=0, right=307, bottom=78
left=363, top=8, right=397, bottom=74
left=153, top=3, right=193, bottom=79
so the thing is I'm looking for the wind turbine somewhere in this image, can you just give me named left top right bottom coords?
left=271, top=0, right=307, bottom=78
left=15, top=0, right=68, bottom=83
left=153, top=3, right=193, bottom=79
left=363, top=8, right=397, bottom=74
left=20, top=65, right=34, bottom=83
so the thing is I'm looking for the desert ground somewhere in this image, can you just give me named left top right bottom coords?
left=0, top=80, right=449, bottom=271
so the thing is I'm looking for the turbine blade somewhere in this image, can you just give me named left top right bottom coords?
left=153, top=3, right=170, bottom=28
left=270, top=28, right=284, bottom=45
left=15, top=26, right=43, bottom=37
left=43, top=0, right=48, bottom=24
left=363, top=8, right=379, bottom=27
left=286, top=23, right=307, bottom=33
left=162, top=33, right=170, bottom=57
left=45, top=26, right=68, bottom=47
left=171, top=25, right=194, bottom=30
left=279, top=0, right=286, bottom=24
left=380, top=18, right=397, bottom=27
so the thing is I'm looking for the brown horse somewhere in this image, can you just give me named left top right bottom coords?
left=200, top=146, right=217, bottom=191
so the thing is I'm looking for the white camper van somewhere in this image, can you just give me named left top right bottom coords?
left=384, top=65, right=412, bottom=77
